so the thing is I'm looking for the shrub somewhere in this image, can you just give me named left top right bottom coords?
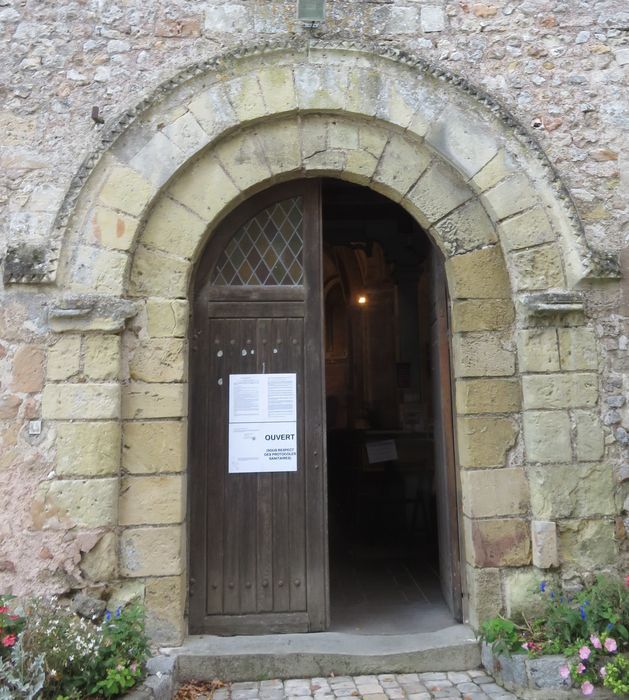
left=0, top=596, right=150, bottom=699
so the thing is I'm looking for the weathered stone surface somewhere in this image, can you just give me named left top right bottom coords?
left=120, top=525, right=184, bottom=577
left=531, top=520, right=559, bottom=569
left=33, top=478, right=118, bottom=529
left=12, top=345, right=45, bottom=392
left=557, top=327, right=598, bottom=370
left=405, top=161, right=472, bottom=226
left=529, top=463, right=615, bottom=519
left=451, top=299, right=514, bottom=332
left=258, top=66, right=298, bottom=115
left=421, top=5, right=445, bottom=32
left=457, top=415, right=519, bottom=468
left=215, top=132, right=271, bottom=192
left=523, top=410, right=572, bottom=463
left=504, top=567, right=546, bottom=619
left=168, top=155, right=238, bottom=222
left=80, top=531, right=117, bottom=581
left=372, top=133, right=431, bottom=203
left=129, top=338, right=185, bottom=383
left=498, top=207, right=555, bottom=252
left=91, top=206, right=139, bottom=251
left=98, top=164, right=155, bottom=217
left=83, top=334, right=120, bottom=381
left=452, top=333, right=515, bottom=377
left=122, top=421, right=186, bottom=474
left=187, top=85, right=238, bottom=140
left=0, top=394, right=22, bottom=419
left=433, top=199, right=497, bottom=256
left=526, top=655, right=572, bottom=689
left=462, top=468, right=529, bottom=517
left=482, top=174, right=539, bottom=220
left=129, top=246, right=189, bottom=299
left=466, top=518, right=531, bottom=567
left=70, top=245, right=128, bottom=296
left=225, top=73, right=268, bottom=122
left=145, top=575, right=186, bottom=645
left=128, top=134, right=182, bottom=189
left=122, top=383, right=187, bottom=419
left=522, top=373, right=598, bottom=409
left=574, top=410, right=605, bottom=462
left=119, top=475, right=185, bottom=526
left=517, top=329, right=560, bottom=373
left=42, top=383, right=120, bottom=420
left=472, top=149, right=517, bottom=192
left=446, top=246, right=511, bottom=299
left=559, top=519, right=617, bottom=569
left=257, top=119, right=302, bottom=176
left=426, top=108, right=499, bottom=179
left=145, top=298, right=188, bottom=338
left=48, top=296, right=140, bottom=333
left=142, top=196, right=207, bottom=260
left=510, top=244, right=566, bottom=291
left=466, top=565, right=502, bottom=628
left=47, top=335, right=81, bottom=380
left=455, top=378, right=521, bottom=414
left=55, top=421, right=120, bottom=477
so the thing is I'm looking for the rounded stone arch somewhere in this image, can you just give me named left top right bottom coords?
left=38, top=40, right=618, bottom=644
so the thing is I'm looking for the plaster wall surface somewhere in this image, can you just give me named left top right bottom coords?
left=0, top=0, right=628, bottom=643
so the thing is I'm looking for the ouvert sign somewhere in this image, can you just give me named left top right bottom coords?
left=228, top=373, right=298, bottom=473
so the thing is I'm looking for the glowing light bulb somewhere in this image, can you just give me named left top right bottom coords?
left=357, top=295, right=367, bottom=305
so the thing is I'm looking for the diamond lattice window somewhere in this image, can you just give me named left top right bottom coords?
left=212, top=197, right=304, bottom=285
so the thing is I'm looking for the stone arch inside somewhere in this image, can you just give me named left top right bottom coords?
left=37, top=42, right=614, bottom=644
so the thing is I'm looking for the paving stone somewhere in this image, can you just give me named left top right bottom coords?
left=396, top=674, right=419, bottom=684
left=407, top=694, right=431, bottom=700
left=447, top=672, right=471, bottom=684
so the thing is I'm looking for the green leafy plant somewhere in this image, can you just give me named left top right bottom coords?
left=91, top=663, right=143, bottom=698
left=603, top=655, right=629, bottom=696
left=86, top=604, right=151, bottom=695
left=478, top=616, right=523, bottom=657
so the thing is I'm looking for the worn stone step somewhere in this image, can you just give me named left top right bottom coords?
left=163, top=625, right=480, bottom=683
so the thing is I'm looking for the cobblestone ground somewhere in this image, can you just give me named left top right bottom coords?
left=207, top=672, right=522, bottom=700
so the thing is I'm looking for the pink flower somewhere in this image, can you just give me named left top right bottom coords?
left=590, top=634, right=602, bottom=649
left=559, top=665, right=570, bottom=679
left=1, top=634, right=16, bottom=647
left=625, top=574, right=629, bottom=588
left=0, top=606, right=8, bottom=614
left=582, top=681, right=594, bottom=696
left=604, top=637, right=617, bottom=653
left=577, top=663, right=586, bottom=674
left=522, top=642, right=529, bottom=650
left=600, top=666, right=607, bottom=678
left=579, top=646, right=591, bottom=660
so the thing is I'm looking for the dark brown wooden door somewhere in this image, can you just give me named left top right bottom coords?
left=430, top=246, right=463, bottom=621
left=189, top=181, right=328, bottom=634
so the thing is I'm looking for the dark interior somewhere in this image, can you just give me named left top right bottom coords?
left=321, top=179, right=452, bottom=633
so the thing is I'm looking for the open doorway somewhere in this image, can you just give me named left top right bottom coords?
left=322, top=179, right=460, bottom=633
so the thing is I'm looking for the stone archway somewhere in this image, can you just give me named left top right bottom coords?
left=32, top=40, right=617, bottom=644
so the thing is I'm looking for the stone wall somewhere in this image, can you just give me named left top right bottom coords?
left=0, top=0, right=627, bottom=643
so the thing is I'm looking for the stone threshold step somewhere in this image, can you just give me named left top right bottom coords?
left=160, top=624, right=480, bottom=683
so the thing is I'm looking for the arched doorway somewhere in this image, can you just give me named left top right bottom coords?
left=188, top=179, right=461, bottom=635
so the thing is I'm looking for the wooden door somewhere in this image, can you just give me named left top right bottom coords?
left=429, top=246, right=463, bottom=621
left=189, top=181, right=328, bottom=634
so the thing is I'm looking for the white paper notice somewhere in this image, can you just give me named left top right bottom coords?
left=228, top=374, right=298, bottom=473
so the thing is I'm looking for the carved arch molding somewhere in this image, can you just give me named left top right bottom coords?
left=4, top=37, right=619, bottom=293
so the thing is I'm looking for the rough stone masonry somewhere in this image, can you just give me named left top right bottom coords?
left=0, top=0, right=627, bottom=644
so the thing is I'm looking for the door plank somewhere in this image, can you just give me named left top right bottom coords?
left=430, top=247, right=463, bottom=621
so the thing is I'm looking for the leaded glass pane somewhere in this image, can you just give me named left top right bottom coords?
left=212, top=197, right=304, bottom=285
